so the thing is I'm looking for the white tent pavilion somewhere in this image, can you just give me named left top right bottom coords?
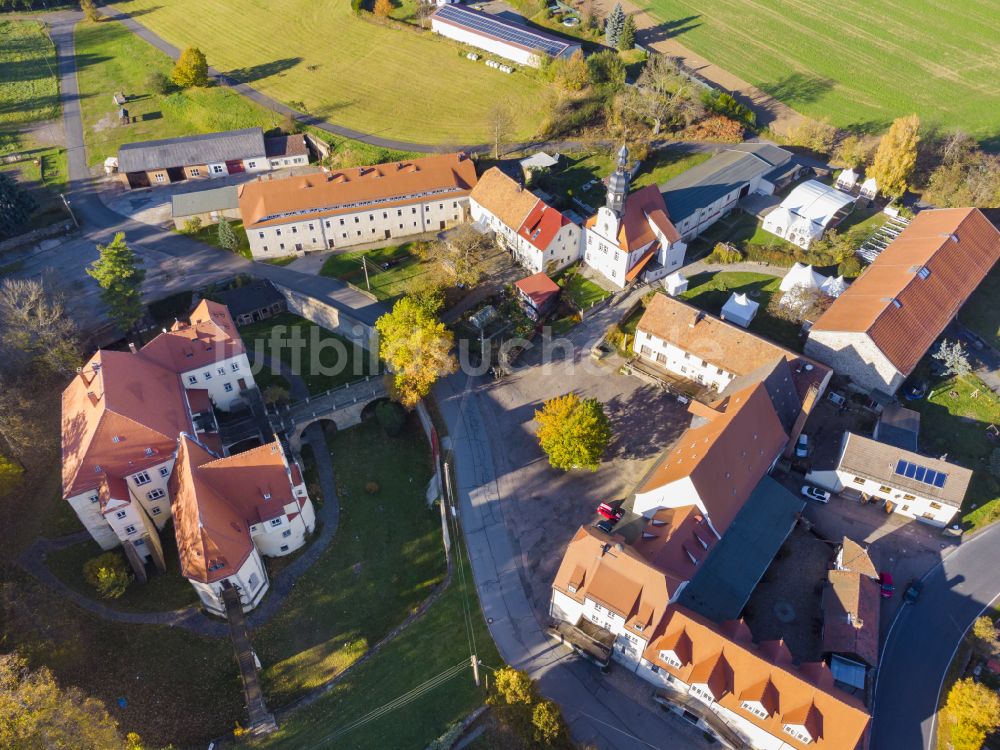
left=836, top=168, right=859, bottom=192
left=663, top=271, right=688, bottom=297
left=762, top=180, right=856, bottom=250
left=720, top=292, right=759, bottom=328
left=821, top=275, right=849, bottom=298
left=860, top=177, right=878, bottom=200
left=780, top=262, right=827, bottom=292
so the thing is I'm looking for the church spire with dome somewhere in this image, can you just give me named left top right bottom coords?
left=606, top=144, right=630, bottom=216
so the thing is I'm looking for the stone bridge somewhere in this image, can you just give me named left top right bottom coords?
left=270, top=375, right=388, bottom=451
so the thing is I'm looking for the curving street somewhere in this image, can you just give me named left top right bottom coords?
left=871, top=522, right=1000, bottom=750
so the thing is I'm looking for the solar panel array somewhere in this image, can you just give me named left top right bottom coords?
left=894, top=459, right=947, bottom=488
left=435, top=5, right=572, bottom=57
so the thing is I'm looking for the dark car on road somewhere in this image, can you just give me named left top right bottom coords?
left=594, top=519, right=616, bottom=534
left=904, top=579, right=924, bottom=603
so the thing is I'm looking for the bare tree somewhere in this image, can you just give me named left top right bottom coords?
left=627, top=54, right=703, bottom=134
left=440, top=224, right=494, bottom=287
left=486, top=102, right=515, bottom=160
left=0, top=278, right=80, bottom=375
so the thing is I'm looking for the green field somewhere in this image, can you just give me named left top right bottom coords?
left=0, top=19, right=59, bottom=153
left=640, top=0, right=1000, bottom=140
left=109, top=0, right=546, bottom=144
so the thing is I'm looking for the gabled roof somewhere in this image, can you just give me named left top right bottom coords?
left=118, top=127, right=266, bottom=174
left=836, top=431, right=972, bottom=508
left=636, top=382, right=788, bottom=535
left=837, top=538, right=878, bottom=579
left=471, top=167, right=544, bottom=233
left=778, top=181, right=855, bottom=226
left=514, top=272, right=560, bottom=309
left=171, top=185, right=239, bottom=218
left=517, top=199, right=571, bottom=251
left=588, top=184, right=680, bottom=251
left=823, top=569, right=881, bottom=666
left=264, top=134, right=308, bottom=159
left=139, top=299, right=245, bottom=373
left=431, top=4, right=578, bottom=57
left=643, top=606, right=870, bottom=749
left=239, top=152, right=477, bottom=228
left=62, top=350, right=193, bottom=497
left=810, top=208, right=1000, bottom=376
left=215, top=279, right=286, bottom=318
left=170, top=435, right=302, bottom=583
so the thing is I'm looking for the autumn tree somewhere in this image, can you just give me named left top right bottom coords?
left=923, top=131, right=1000, bottom=208
left=831, top=133, right=875, bottom=170
left=619, top=53, right=702, bottom=135
left=535, top=393, right=611, bottom=471
left=0, top=652, right=123, bottom=749
left=0, top=278, right=80, bottom=375
left=216, top=215, right=239, bottom=252
left=944, top=678, right=1000, bottom=750
left=87, top=232, right=146, bottom=334
left=373, top=0, right=392, bottom=18
left=0, top=171, right=37, bottom=240
left=555, top=50, right=589, bottom=92
left=617, top=13, right=636, bottom=50
left=83, top=552, right=132, bottom=600
left=375, top=291, right=457, bottom=408
left=440, top=223, right=493, bottom=287
left=492, top=667, right=534, bottom=705
left=532, top=699, right=565, bottom=745
left=868, top=114, right=921, bottom=198
left=971, top=616, right=999, bottom=657
left=79, top=0, right=101, bottom=22
left=785, top=116, right=838, bottom=154
left=171, top=46, right=209, bottom=88
left=486, top=101, right=515, bottom=160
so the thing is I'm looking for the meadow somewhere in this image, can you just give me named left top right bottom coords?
left=0, top=19, right=60, bottom=153
left=640, top=0, right=1000, bottom=142
left=108, top=0, right=546, bottom=145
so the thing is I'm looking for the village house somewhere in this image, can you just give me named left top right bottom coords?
left=264, top=133, right=310, bottom=169
left=550, top=527, right=871, bottom=750
left=238, top=152, right=477, bottom=259
left=117, top=128, right=274, bottom=190
left=805, top=207, right=1000, bottom=394
left=170, top=185, right=241, bottom=230
left=469, top=167, right=582, bottom=274
left=661, top=144, right=798, bottom=241
left=215, top=279, right=288, bottom=326
left=430, top=4, right=581, bottom=67
left=809, top=431, right=971, bottom=527
left=584, top=146, right=686, bottom=289
left=513, top=272, right=561, bottom=320
left=822, top=538, right=881, bottom=689
left=62, top=300, right=314, bottom=613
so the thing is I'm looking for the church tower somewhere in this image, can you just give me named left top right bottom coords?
left=606, top=144, right=630, bottom=216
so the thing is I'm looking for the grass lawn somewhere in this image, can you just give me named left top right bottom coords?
left=239, top=312, right=377, bottom=395
left=182, top=218, right=253, bottom=259
left=108, top=0, right=546, bottom=144
left=680, top=270, right=802, bottom=351
left=320, top=242, right=439, bottom=301
left=247, top=532, right=499, bottom=750
left=960, top=265, right=1000, bottom=350
left=907, top=372, right=1000, bottom=531
left=639, top=0, right=1000, bottom=142
left=261, top=254, right=299, bottom=267
left=255, top=415, right=446, bottom=704
left=554, top=265, right=610, bottom=310
left=0, top=19, right=59, bottom=154
left=45, top=530, right=200, bottom=613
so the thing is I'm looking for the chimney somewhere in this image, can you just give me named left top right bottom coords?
left=87, top=391, right=100, bottom=406
left=690, top=311, right=704, bottom=328
left=128, top=342, right=137, bottom=354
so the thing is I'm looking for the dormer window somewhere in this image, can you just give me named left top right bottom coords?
left=783, top=725, right=812, bottom=744
left=659, top=651, right=681, bottom=668
left=112, top=436, right=121, bottom=443
left=145, top=447, right=154, bottom=456
left=263, top=492, right=271, bottom=500
left=742, top=701, right=769, bottom=719
left=567, top=584, right=577, bottom=594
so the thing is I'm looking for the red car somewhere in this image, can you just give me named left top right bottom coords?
left=879, top=572, right=895, bottom=599
left=597, top=502, right=624, bottom=522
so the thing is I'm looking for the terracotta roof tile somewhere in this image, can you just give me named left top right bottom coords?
left=470, top=167, right=542, bottom=234
left=140, top=299, right=245, bottom=373
left=517, top=199, right=571, bottom=251
left=823, top=570, right=881, bottom=666
left=514, top=272, right=560, bottom=309
left=239, top=152, right=477, bottom=229
left=811, top=208, right=1000, bottom=376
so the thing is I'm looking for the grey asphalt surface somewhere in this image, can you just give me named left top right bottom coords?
left=870, top=522, right=1000, bottom=750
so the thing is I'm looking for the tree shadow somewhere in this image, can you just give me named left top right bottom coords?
left=637, top=14, right=701, bottom=44
left=98, top=4, right=164, bottom=20
left=222, top=57, right=303, bottom=85
left=759, top=73, right=835, bottom=107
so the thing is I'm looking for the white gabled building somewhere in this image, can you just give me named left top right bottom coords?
left=238, top=152, right=478, bottom=260
left=62, top=300, right=315, bottom=613
left=583, top=146, right=686, bottom=289
left=761, top=180, right=855, bottom=250
left=470, top=167, right=582, bottom=274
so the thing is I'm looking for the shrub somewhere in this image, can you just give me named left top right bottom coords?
left=262, top=385, right=290, bottom=406
left=701, top=90, right=756, bottom=127
left=146, top=70, right=172, bottom=95
left=365, top=481, right=380, bottom=495
left=837, top=255, right=863, bottom=278
left=708, top=243, right=742, bottom=264
left=375, top=399, right=407, bottom=436
left=80, top=0, right=101, bottom=23
left=182, top=216, right=202, bottom=235
left=83, top=552, right=131, bottom=600
left=682, top=115, right=744, bottom=143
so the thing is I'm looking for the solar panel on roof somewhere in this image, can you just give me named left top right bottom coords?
left=894, top=459, right=948, bottom=489
left=435, top=5, right=571, bottom=57
left=934, top=473, right=947, bottom=488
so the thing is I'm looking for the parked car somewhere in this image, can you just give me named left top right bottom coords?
left=879, top=572, right=895, bottom=598
left=903, top=381, right=928, bottom=401
left=800, top=485, right=830, bottom=503
left=795, top=434, right=810, bottom=458
left=597, top=502, right=624, bottom=522
left=904, top=579, right=924, bottom=604
left=594, top=519, right=616, bottom=534
left=827, top=391, right=847, bottom=407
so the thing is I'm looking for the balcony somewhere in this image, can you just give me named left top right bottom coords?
left=653, top=687, right=751, bottom=750
left=548, top=617, right=614, bottom=666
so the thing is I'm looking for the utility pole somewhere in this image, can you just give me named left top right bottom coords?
left=362, top=256, right=371, bottom=290
left=470, top=655, right=480, bottom=687
left=60, top=193, right=79, bottom=228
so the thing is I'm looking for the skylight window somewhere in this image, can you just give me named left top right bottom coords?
left=917, top=266, right=930, bottom=279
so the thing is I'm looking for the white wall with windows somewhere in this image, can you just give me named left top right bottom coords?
left=189, top=549, right=269, bottom=615
left=180, top=354, right=254, bottom=411
left=833, top=471, right=958, bottom=526
left=246, top=197, right=469, bottom=259
left=632, top=329, right=735, bottom=391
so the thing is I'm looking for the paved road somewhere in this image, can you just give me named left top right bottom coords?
left=871, top=522, right=1000, bottom=750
